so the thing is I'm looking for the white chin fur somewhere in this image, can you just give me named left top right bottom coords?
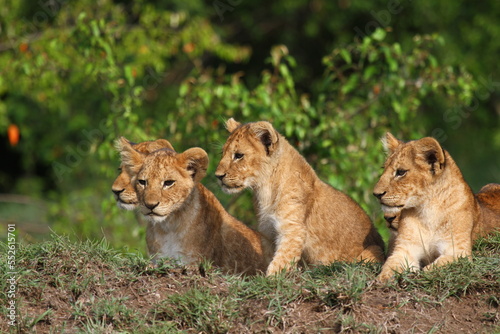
left=144, top=214, right=168, bottom=224
left=221, top=185, right=243, bottom=194
left=381, top=205, right=403, bottom=214
left=117, top=202, right=137, bottom=211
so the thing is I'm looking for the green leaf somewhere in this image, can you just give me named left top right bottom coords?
left=391, top=100, right=402, bottom=114
left=124, top=66, right=135, bottom=86
left=340, top=74, right=359, bottom=95
left=297, top=126, right=306, bottom=139
left=179, top=82, right=189, bottom=97
left=384, top=49, right=398, bottom=72
left=428, top=55, right=438, bottom=68
left=340, top=49, right=352, bottom=65
left=393, top=43, right=402, bottom=56
left=363, top=65, right=378, bottom=81
left=372, top=28, right=386, bottom=41
left=285, top=122, right=293, bottom=137
left=368, top=50, right=379, bottom=63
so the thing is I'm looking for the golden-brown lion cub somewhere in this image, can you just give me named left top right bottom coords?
left=373, top=133, right=500, bottom=282
left=117, top=137, right=273, bottom=275
left=112, top=138, right=175, bottom=258
left=215, top=119, right=385, bottom=276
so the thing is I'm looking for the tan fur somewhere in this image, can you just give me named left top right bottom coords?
left=473, top=183, right=500, bottom=239
left=373, top=133, right=500, bottom=282
left=118, top=137, right=273, bottom=275
left=215, top=119, right=385, bottom=276
left=112, top=139, right=174, bottom=210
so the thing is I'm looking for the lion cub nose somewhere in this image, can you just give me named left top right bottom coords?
left=215, top=173, right=226, bottom=181
left=112, top=188, right=124, bottom=196
left=373, top=191, right=386, bottom=200
left=384, top=215, right=396, bottom=223
left=145, top=202, right=159, bottom=210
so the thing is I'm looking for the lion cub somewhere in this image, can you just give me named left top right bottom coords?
left=117, top=137, right=273, bottom=275
left=112, top=138, right=175, bottom=257
left=215, top=119, right=385, bottom=275
left=373, top=133, right=500, bottom=282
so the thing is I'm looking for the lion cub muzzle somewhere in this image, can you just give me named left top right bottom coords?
left=373, top=191, right=386, bottom=200
left=215, top=173, right=226, bottom=181
left=384, top=214, right=399, bottom=231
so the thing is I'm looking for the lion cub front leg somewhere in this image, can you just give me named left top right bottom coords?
left=377, top=240, right=423, bottom=283
left=423, top=233, right=473, bottom=271
left=266, top=218, right=306, bottom=276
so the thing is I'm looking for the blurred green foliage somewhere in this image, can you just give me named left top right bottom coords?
left=0, top=0, right=498, bottom=253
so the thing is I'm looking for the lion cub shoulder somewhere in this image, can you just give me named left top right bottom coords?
left=215, top=119, right=385, bottom=275
left=117, top=137, right=273, bottom=275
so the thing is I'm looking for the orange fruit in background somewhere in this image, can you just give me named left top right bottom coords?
left=7, top=124, right=20, bottom=146
left=19, top=42, right=29, bottom=53
left=183, top=42, right=195, bottom=53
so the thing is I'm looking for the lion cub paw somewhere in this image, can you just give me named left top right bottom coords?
left=266, top=263, right=283, bottom=276
left=266, top=260, right=293, bottom=276
left=376, top=270, right=396, bottom=284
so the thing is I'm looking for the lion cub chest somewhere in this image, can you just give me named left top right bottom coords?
left=395, top=210, right=472, bottom=266
left=149, top=220, right=197, bottom=264
left=258, top=212, right=280, bottom=245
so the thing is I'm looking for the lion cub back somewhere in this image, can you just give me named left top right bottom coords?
left=474, top=183, right=500, bottom=238
left=197, top=185, right=274, bottom=274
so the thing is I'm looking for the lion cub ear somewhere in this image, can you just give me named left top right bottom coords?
left=225, top=118, right=242, bottom=133
left=179, top=148, right=209, bottom=182
left=382, top=132, right=403, bottom=154
left=415, top=137, right=446, bottom=175
left=115, top=137, right=146, bottom=174
left=251, top=121, right=280, bottom=156
left=153, top=139, right=175, bottom=151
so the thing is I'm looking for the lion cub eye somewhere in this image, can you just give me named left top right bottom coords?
left=234, top=153, right=244, bottom=160
left=138, top=179, right=147, bottom=186
left=395, top=169, right=407, bottom=177
left=163, top=180, right=175, bottom=188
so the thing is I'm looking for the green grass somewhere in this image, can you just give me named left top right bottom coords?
left=1, top=233, right=499, bottom=333
left=153, top=287, right=238, bottom=332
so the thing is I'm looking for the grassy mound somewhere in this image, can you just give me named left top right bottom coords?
left=1, top=233, right=499, bottom=333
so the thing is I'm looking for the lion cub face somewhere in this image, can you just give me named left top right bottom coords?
left=373, top=132, right=446, bottom=215
left=112, top=139, right=174, bottom=210
left=117, top=137, right=208, bottom=223
left=135, top=151, right=197, bottom=223
left=215, top=119, right=279, bottom=193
